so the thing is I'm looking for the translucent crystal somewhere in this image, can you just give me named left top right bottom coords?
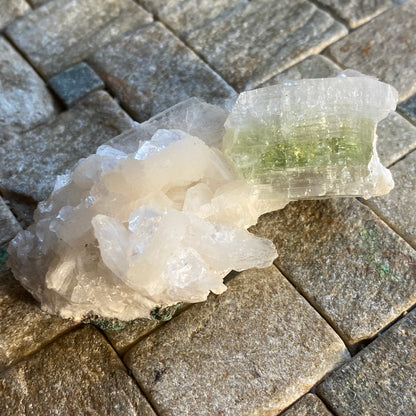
left=7, top=76, right=397, bottom=322
left=7, top=121, right=278, bottom=321
left=223, top=73, right=398, bottom=199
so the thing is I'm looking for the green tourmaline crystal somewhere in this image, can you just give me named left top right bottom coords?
left=223, top=73, right=397, bottom=199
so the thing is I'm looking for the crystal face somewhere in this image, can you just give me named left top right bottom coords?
left=7, top=75, right=397, bottom=322
left=223, top=73, right=397, bottom=199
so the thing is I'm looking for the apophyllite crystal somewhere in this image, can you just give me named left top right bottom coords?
left=8, top=73, right=397, bottom=323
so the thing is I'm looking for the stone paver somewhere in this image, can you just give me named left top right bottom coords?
left=318, top=308, right=416, bottom=416
left=250, top=199, right=416, bottom=347
left=104, top=320, right=161, bottom=355
left=88, top=22, right=236, bottom=122
left=0, top=198, right=21, bottom=248
left=48, top=62, right=104, bottom=107
left=0, top=0, right=30, bottom=30
left=0, top=91, right=135, bottom=202
left=0, top=325, right=156, bottom=415
left=27, top=0, right=49, bottom=7
left=6, top=0, right=152, bottom=78
left=365, top=150, right=416, bottom=250
left=398, top=92, right=416, bottom=125
left=104, top=304, right=188, bottom=355
left=0, top=191, right=37, bottom=229
left=0, top=269, right=77, bottom=372
left=316, top=0, right=394, bottom=28
left=125, top=266, right=349, bottom=416
left=328, top=0, right=416, bottom=101
left=261, top=54, right=340, bottom=87
left=0, top=36, right=57, bottom=139
left=281, top=393, right=333, bottom=416
left=141, top=0, right=347, bottom=91
left=376, top=112, right=416, bottom=167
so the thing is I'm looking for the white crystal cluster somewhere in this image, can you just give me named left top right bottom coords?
left=8, top=74, right=397, bottom=322
left=7, top=99, right=280, bottom=321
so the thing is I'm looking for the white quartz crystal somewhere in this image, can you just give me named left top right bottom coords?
left=8, top=75, right=397, bottom=322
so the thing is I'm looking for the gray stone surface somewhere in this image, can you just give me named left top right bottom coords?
left=281, top=393, right=332, bottom=416
left=376, top=112, right=416, bottom=167
left=250, top=199, right=416, bottom=346
left=398, top=92, right=416, bottom=124
left=318, top=308, right=416, bottom=416
left=141, top=0, right=347, bottom=91
left=104, top=319, right=161, bottom=355
left=316, top=0, right=394, bottom=28
left=261, top=55, right=341, bottom=87
left=0, top=269, right=77, bottom=372
left=6, top=0, right=152, bottom=78
left=0, top=198, right=21, bottom=248
left=328, top=0, right=416, bottom=101
left=27, top=0, right=49, bottom=7
left=0, top=191, right=37, bottom=229
left=365, top=150, right=416, bottom=250
left=125, top=266, right=349, bottom=416
left=0, top=36, right=57, bottom=139
left=0, top=91, right=135, bottom=202
left=105, top=304, right=188, bottom=355
left=0, top=0, right=30, bottom=30
left=0, top=325, right=156, bottom=415
left=88, top=22, right=236, bottom=121
left=48, top=62, right=104, bottom=107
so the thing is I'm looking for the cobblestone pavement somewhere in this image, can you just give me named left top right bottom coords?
left=0, top=1, right=415, bottom=415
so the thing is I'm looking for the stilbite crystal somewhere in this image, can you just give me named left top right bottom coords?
left=7, top=75, right=397, bottom=322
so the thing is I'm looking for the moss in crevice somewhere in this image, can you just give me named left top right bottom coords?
left=82, top=302, right=183, bottom=330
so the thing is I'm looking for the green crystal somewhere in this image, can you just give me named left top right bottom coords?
left=222, top=75, right=397, bottom=199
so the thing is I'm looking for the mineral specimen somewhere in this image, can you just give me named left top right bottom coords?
left=7, top=74, right=397, bottom=322
left=223, top=72, right=397, bottom=199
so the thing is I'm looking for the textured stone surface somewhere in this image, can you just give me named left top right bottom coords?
left=0, top=198, right=21, bottom=248
left=0, top=325, right=156, bottom=415
left=105, top=304, right=188, bottom=355
left=376, top=112, right=416, bottom=167
left=104, top=319, right=162, bottom=355
left=0, top=0, right=30, bottom=30
left=398, top=92, right=416, bottom=124
left=48, top=62, right=104, bottom=107
left=0, top=91, right=135, bottom=202
left=316, top=0, right=394, bottom=28
left=141, top=0, right=347, bottom=90
left=251, top=199, right=416, bottom=346
left=125, top=266, right=349, bottom=416
left=328, top=0, right=416, bottom=101
left=0, top=191, right=37, bottom=229
left=318, top=308, right=416, bottom=416
left=6, top=0, right=152, bottom=78
left=89, top=22, right=236, bottom=121
left=365, top=150, right=416, bottom=249
left=281, top=394, right=332, bottom=416
left=261, top=55, right=340, bottom=87
left=0, top=37, right=57, bottom=139
left=27, top=0, right=49, bottom=7
left=0, top=269, right=77, bottom=372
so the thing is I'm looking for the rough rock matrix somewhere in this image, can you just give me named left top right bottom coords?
left=8, top=74, right=397, bottom=322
